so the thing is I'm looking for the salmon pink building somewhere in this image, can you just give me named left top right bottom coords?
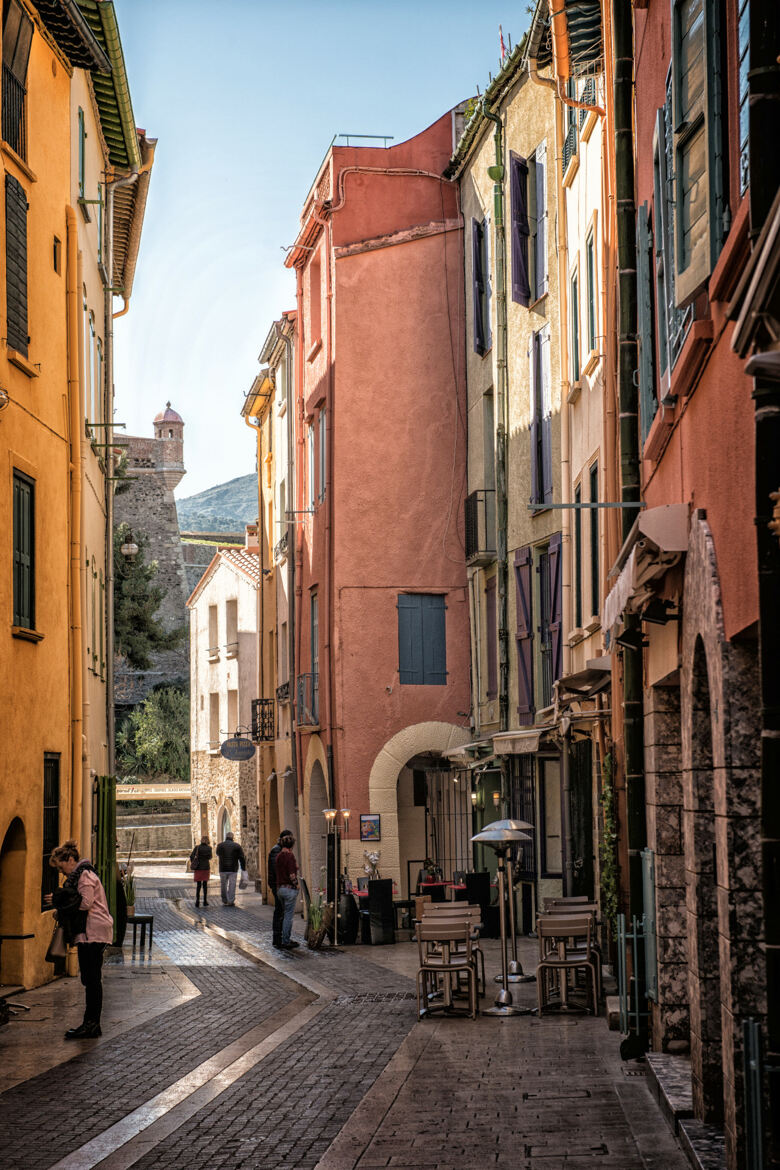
left=285, top=110, right=472, bottom=899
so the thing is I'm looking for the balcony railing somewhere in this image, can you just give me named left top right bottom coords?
left=296, top=672, right=319, bottom=726
left=276, top=680, right=290, bottom=703
left=274, top=531, right=289, bottom=562
left=562, top=122, right=578, bottom=174
left=464, top=489, right=496, bottom=564
left=2, top=67, right=26, bottom=160
left=251, top=698, right=275, bottom=742
left=579, top=78, right=596, bottom=127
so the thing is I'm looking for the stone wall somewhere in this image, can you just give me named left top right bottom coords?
left=116, top=821, right=191, bottom=854
left=190, top=749, right=259, bottom=878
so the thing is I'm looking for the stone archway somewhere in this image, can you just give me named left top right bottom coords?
left=307, top=760, right=328, bottom=896
left=368, top=721, right=471, bottom=890
left=0, top=818, right=27, bottom=985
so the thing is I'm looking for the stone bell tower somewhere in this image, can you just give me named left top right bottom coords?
left=153, top=401, right=185, bottom=493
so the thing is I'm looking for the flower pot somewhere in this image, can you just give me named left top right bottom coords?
left=127, top=904, right=135, bottom=918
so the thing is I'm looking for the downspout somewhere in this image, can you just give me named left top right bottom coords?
left=104, top=167, right=140, bottom=781
left=276, top=321, right=298, bottom=812
left=77, top=248, right=91, bottom=855
left=293, top=267, right=306, bottom=827
left=481, top=102, right=509, bottom=758
left=612, top=0, right=646, bottom=1037
left=66, top=207, right=84, bottom=843
left=243, top=408, right=264, bottom=864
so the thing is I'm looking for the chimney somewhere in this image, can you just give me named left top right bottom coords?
left=245, top=523, right=259, bottom=550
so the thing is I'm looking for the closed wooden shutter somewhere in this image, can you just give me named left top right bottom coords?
left=5, top=172, right=28, bottom=355
left=541, top=329, right=553, bottom=505
left=514, top=547, right=534, bottom=724
left=421, top=594, right=447, bottom=685
left=510, top=154, right=530, bottom=306
left=530, top=334, right=541, bottom=505
left=398, top=594, right=424, bottom=684
left=534, top=144, right=546, bottom=301
left=13, top=470, right=34, bottom=628
left=485, top=576, right=497, bottom=699
left=548, top=532, right=563, bottom=683
left=637, top=203, right=657, bottom=444
left=472, top=218, right=485, bottom=354
left=398, top=594, right=446, bottom=685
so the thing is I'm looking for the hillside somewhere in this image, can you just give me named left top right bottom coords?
left=176, top=474, right=258, bottom=534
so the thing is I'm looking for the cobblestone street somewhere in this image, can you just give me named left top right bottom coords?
left=0, top=866, right=690, bottom=1170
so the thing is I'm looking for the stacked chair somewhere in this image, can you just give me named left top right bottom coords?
left=535, top=897, right=601, bottom=1014
left=414, top=901, right=485, bottom=1020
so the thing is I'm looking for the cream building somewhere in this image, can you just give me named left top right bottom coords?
left=188, top=537, right=260, bottom=877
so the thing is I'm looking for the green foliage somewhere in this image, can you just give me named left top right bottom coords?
left=114, top=523, right=184, bottom=670
left=599, top=752, right=619, bottom=935
left=116, top=685, right=190, bottom=782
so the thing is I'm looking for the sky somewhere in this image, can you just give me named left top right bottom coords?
left=112, top=0, right=530, bottom=499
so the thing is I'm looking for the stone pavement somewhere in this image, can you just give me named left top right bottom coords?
left=0, top=865, right=689, bottom=1170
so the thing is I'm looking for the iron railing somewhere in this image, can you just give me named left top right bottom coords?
left=251, top=698, right=275, bottom=742
left=2, top=67, right=26, bottom=159
left=276, top=680, right=290, bottom=703
left=464, top=489, right=496, bottom=563
left=296, top=672, right=319, bottom=725
left=274, top=531, right=289, bottom=561
left=562, top=122, right=578, bottom=174
left=617, top=912, right=650, bottom=1038
left=579, top=78, right=596, bottom=127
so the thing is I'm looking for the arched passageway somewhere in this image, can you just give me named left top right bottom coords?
left=0, top=818, right=27, bottom=985
left=308, top=760, right=328, bottom=895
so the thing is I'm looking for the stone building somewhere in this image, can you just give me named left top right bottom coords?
left=187, top=535, right=261, bottom=876
left=114, top=403, right=190, bottom=707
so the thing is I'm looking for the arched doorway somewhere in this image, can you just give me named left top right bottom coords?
left=396, top=755, right=471, bottom=898
left=218, top=807, right=232, bottom=841
left=0, top=818, right=27, bottom=986
left=308, top=760, right=328, bottom=895
left=282, top=769, right=298, bottom=841
left=686, top=636, right=724, bottom=1125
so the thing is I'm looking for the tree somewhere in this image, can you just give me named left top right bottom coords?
left=114, top=523, right=184, bottom=669
left=116, top=685, right=190, bottom=781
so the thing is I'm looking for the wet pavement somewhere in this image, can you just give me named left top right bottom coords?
left=0, top=866, right=688, bottom=1169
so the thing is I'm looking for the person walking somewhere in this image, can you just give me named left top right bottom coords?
left=44, top=839, right=113, bottom=1040
left=274, top=831, right=300, bottom=949
left=191, top=835, right=212, bottom=908
left=267, top=830, right=290, bottom=948
left=216, top=831, right=247, bottom=906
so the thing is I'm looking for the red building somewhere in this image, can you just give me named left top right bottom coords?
left=285, top=111, right=472, bottom=900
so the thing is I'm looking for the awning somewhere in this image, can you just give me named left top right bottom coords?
left=556, top=659, right=611, bottom=700
left=602, top=504, right=688, bottom=633
left=444, top=739, right=495, bottom=766
left=493, top=730, right=543, bottom=755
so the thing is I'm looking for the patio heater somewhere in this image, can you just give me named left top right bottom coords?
left=471, top=819, right=534, bottom=1017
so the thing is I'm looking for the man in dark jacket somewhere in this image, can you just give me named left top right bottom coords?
left=216, top=832, right=247, bottom=906
left=267, top=830, right=289, bottom=948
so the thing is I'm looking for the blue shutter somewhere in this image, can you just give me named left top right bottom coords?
left=548, top=533, right=563, bottom=683
left=398, top=594, right=423, bottom=684
left=421, top=595, right=447, bottom=685
left=534, top=154, right=546, bottom=301
left=510, top=155, right=530, bottom=306
left=472, top=219, right=485, bottom=354
left=637, top=203, right=657, bottom=445
left=514, top=547, right=534, bottom=724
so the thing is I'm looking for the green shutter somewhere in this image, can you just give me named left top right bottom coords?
left=398, top=594, right=446, bottom=685
left=398, top=594, right=423, bottom=684
left=13, top=471, right=34, bottom=628
left=421, top=594, right=447, bottom=685
left=637, top=203, right=657, bottom=445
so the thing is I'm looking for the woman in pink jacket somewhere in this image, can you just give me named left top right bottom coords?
left=45, top=839, right=114, bottom=1040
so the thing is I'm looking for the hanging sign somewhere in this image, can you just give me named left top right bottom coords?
left=220, top=736, right=256, bottom=762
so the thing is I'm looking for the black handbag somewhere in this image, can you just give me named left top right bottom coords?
left=45, top=924, right=67, bottom=962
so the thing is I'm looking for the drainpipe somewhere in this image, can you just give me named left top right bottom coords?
left=243, top=408, right=264, bottom=869
left=612, top=0, right=646, bottom=1037
left=104, top=168, right=140, bottom=781
left=66, top=207, right=84, bottom=843
left=276, top=320, right=298, bottom=818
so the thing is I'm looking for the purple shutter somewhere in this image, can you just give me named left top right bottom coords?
left=514, top=547, right=534, bottom=724
left=535, top=155, right=545, bottom=301
left=548, top=532, right=562, bottom=683
left=472, top=218, right=485, bottom=354
left=510, top=154, right=530, bottom=306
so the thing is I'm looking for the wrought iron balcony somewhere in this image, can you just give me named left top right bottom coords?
left=296, top=672, right=319, bottom=726
left=276, top=680, right=290, bottom=703
left=464, top=489, right=496, bottom=565
left=2, top=67, right=26, bottom=160
left=563, top=123, right=578, bottom=174
left=579, top=79, right=596, bottom=127
left=274, top=531, right=289, bottom=562
left=251, top=698, right=275, bottom=742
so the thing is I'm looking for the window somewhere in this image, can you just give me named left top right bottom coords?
left=208, top=604, right=218, bottom=656
left=90, top=555, right=97, bottom=672
left=529, top=328, right=552, bottom=507
left=227, top=688, right=238, bottom=736
left=209, top=692, right=220, bottom=748
left=2, top=0, right=32, bottom=158
left=514, top=546, right=534, bottom=724
left=540, top=759, right=562, bottom=876
left=574, top=484, right=582, bottom=628
left=307, top=424, right=315, bottom=509
left=309, top=253, right=321, bottom=346
left=510, top=153, right=530, bottom=306
left=99, top=568, right=105, bottom=678
left=472, top=217, right=490, bottom=354
left=78, top=107, right=86, bottom=199
left=5, top=172, right=28, bottom=355
left=397, top=593, right=447, bottom=685
left=96, top=337, right=103, bottom=425
left=672, top=0, right=725, bottom=304
left=89, top=312, right=97, bottom=424
left=219, top=808, right=231, bottom=841
left=528, top=145, right=547, bottom=302
left=485, top=576, right=497, bottom=700
left=586, top=232, right=596, bottom=353
left=637, top=203, right=658, bottom=442
left=653, top=82, right=693, bottom=396
left=42, top=754, right=60, bottom=909
left=53, top=236, right=62, bottom=274
left=280, top=620, right=288, bottom=682
left=536, top=534, right=562, bottom=709
left=97, top=186, right=104, bottom=268
left=225, top=598, right=238, bottom=655
left=310, top=593, right=319, bottom=679
left=318, top=407, right=326, bottom=502
left=12, top=470, right=34, bottom=629
left=589, top=463, right=600, bottom=616
left=562, top=84, right=578, bottom=173
left=570, top=272, right=580, bottom=382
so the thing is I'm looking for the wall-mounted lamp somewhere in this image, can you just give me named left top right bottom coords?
left=471, top=791, right=478, bottom=806
left=340, top=808, right=351, bottom=821
left=120, top=534, right=139, bottom=560
left=323, top=808, right=337, bottom=822
left=492, top=791, right=501, bottom=808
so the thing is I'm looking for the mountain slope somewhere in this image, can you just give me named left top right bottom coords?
left=176, top=474, right=258, bottom=533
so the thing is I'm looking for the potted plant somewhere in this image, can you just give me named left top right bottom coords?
left=123, top=867, right=136, bottom=918
left=307, top=887, right=333, bottom=949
